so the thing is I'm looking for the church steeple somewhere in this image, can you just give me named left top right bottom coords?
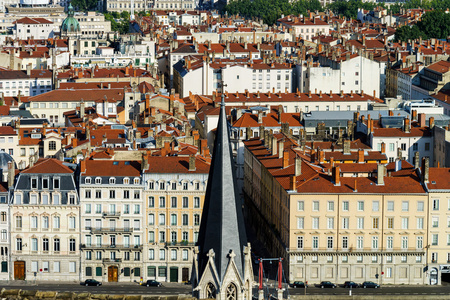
left=193, top=92, right=252, bottom=300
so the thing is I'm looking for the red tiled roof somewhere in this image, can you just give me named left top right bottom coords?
left=83, top=160, right=141, bottom=176
left=427, top=168, right=450, bottom=190
left=144, top=155, right=210, bottom=174
left=14, top=17, right=53, bottom=24
left=28, top=89, right=124, bottom=102
left=21, top=158, right=73, bottom=174
left=373, top=127, right=432, bottom=137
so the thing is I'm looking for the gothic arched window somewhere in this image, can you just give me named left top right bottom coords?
left=226, top=283, right=237, bottom=300
left=206, top=282, right=216, bottom=299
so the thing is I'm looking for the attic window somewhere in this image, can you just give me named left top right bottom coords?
left=85, top=177, right=91, bottom=184
left=431, top=181, right=436, bottom=184
left=125, top=161, right=130, bottom=165
left=113, top=161, right=119, bottom=165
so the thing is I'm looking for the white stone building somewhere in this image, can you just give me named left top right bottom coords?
left=79, top=157, right=145, bottom=283
left=0, top=68, right=52, bottom=97
left=10, top=158, right=80, bottom=281
left=298, top=52, right=383, bottom=98
left=13, top=17, right=55, bottom=40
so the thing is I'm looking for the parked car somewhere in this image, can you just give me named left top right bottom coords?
left=145, top=280, right=162, bottom=287
left=81, top=279, right=102, bottom=286
left=343, top=281, right=359, bottom=288
left=319, top=281, right=336, bottom=288
left=291, top=281, right=307, bottom=288
left=361, top=281, right=379, bottom=288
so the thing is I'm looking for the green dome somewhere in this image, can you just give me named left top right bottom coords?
left=61, top=4, right=80, bottom=33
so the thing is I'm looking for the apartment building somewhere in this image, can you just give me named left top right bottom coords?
left=173, top=58, right=295, bottom=98
left=0, top=156, right=12, bottom=280
left=142, top=154, right=209, bottom=283
left=298, top=51, right=384, bottom=98
left=10, top=158, right=80, bottom=281
left=426, top=167, right=450, bottom=285
left=79, top=157, right=144, bottom=283
left=0, top=68, right=52, bottom=97
left=277, top=16, right=331, bottom=41
left=243, top=134, right=431, bottom=285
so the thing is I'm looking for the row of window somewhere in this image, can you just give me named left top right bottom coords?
left=297, top=235, right=423, bottom=250
left=148, top=196, right=200, bottom=208
left=296, top=254, right=423, bottom=265
left=148, top=181, right=201, bottom=191
left=29, top=260, right=74, bottom=273
left=148, top=248, right=189, bottom=261
left=377, top=142, right=431, bottom=152
left=148, top=213, right=200, bottom=226
left=31, top=102, right=80, bottom=109
left=148, top=230, right=198, bottom=243
left=297, top=200, right=431, bottom=212
left=297, top=216, right=426, bottom=230
left=85, top=177, right=140, bottom=185
left=85, top=189, right=141, bottom=200
left=15, top=215, right=68, bottom=229
left=85, top=203, right=141, bottom=214
left=18, top=193, right=76, bottom=206
left=16, top=237, right=75, bottom=252
left=30, top=177, right=61, bottom=190
left=85, top=234, right=141, bottom=247
left=85, top=219, right=141, bottom=230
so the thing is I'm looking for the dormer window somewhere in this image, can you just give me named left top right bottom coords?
left=109, top=177, right=116, bottom=184
left=42, top=177, right=49, bottom=189
left=53, top=177, right=60, bottom=189
left=95, top=177, right=101, bottom=184
left=85, top=177, right=91, bottom=184
left=134, top=178, right=140, bottom=185
left=149, top=181, right=154, bottom=189
left=31, top=177, right=38, bottom=189
left=123, top=178, right=130, bottom=185
left=159, top=181, right=165, bottom=190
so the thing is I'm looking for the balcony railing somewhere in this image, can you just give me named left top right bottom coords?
left=165, top=241, right=196, bottom=247
left=80, top=244, right=143, bottom=250
left=290, top=247, right=425, bottom=254
left=86, top=227, right=133, bottom=233
left=102, top=212, right=121, bottom=218
left=103, top=258, right=122, bottom=263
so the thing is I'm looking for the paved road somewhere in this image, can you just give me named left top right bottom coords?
left=3, top=283, right=450, bottom=296
left=1, top=283, right=192, bottom=296
left=287, top=285, right=450, bottom=296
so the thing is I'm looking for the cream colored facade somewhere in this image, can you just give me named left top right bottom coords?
left=243, top=135, right=432, bottom=285
left=142, top=156, right=208, bottom=283
left=288, top=193, right=428, bottom=285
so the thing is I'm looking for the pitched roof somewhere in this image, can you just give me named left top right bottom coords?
left=28, top=89, right=124, bottom=102
left=21, top=158, right=74, bottom=174
left=83, top=160, right=141, bottom=176
left=144, top=156, right=210, bottom=173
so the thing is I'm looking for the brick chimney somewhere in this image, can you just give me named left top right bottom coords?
left=404, top=118, right=411, bottom=133
left=358, top=149, right=364, bottom=163
left=429, top=117, right=435, bottom=129
left=189, top=155, right=196, bottom=171
left=412, top=110, right=417, bottom=121
left=295, top=157, right=302, bottom=176
left=7, top=161, right=15, bottom=188
left=282, top=150, right=289, bottom=168
left=272, top=136, right=278, bottom=156
left=418, top=113, right=426, bottom=127
left=377, top=164, right=385, bottom=185
left=332, top=166, right=340, bottom=186
left=343, top=139, right=351, bottom=155
left=290, top=175, right=297, bottom=191
left=414, top=151, right=420, bottom=169
left=278, top=140, right=284, bottom=159
left=381, top=142, right=385, bottom=154
left=421, top=157, right=429, bottom=183
left=318, top=149, right=324, bottom=164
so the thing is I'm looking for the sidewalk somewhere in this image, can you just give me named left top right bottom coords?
left=0, top=280, right=189, bottom=288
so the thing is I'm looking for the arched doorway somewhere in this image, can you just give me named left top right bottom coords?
left=108, top=266, right=118, bottom=282
left=430, top=267, right=438, bottom=285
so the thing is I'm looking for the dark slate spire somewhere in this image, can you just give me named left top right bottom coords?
left=197, top=93, right=247, bottom=282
